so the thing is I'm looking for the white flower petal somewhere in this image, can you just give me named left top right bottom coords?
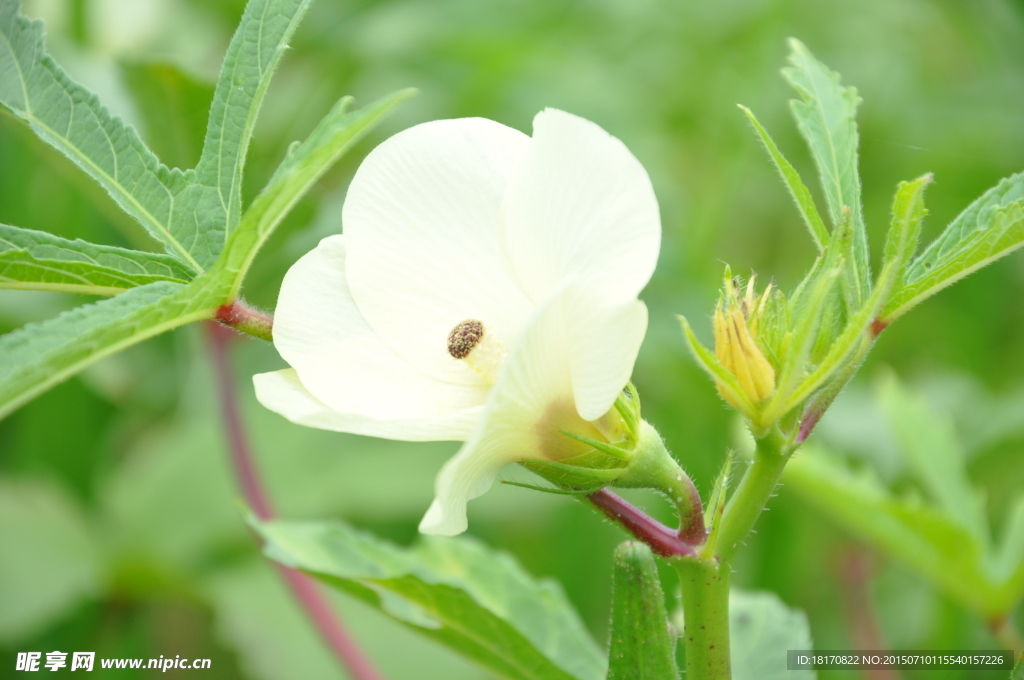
left=501, top=108, right=661, bottom=303
left=344, top=117, right=535, bottom=386
left=254, top=369, right=485, bottom=440
left=419, top=284, right=607, bottom=535
left=564, top=284, right=649, bottom=421
left=271, top=235, right=487, bottom=442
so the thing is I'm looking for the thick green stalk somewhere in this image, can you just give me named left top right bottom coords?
left=675, top=556, right=731, bottom=679
left=715, top=427, right=790, bottom=564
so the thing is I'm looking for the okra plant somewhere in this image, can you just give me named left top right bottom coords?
left=2, top=0, right=1023, bottom=677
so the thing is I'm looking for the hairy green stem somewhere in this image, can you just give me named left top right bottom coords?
left=216, top=299, right=274, bottom=341
left=715, top=427, right=790, bottom=564
left=675, top=556, right=731, bottom=679
left=615, top=421, right=707, bottom=543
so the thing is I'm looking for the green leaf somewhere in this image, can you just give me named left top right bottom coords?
left=1, top=0, right=318, bottom=271
left=877, top=372, right=988, bottom=542
left=215, top=89, right=415, bottom=297
left=607, top=542, right=677, bottom=680
left=0, top=0, right=199, bottom=269
left=0, top=223, right=193, bottom=295
left=783, top=39, right=869, bottom=313
left=253, top=518, right=606, bottom=680
left=783, top=447, right=1017, bottom=618
left=119, top=60, right=214, bottom=171
left=738, top=105, right=829, bottom=252
left=882, top=174, right=932, bottom=290
left=0, top=278, right=224, bottom=420
left=882, top=173, right=1024, bottom=322
left=206, top=560, right=482, bottom=680
left=184, top=0, right=315, bottom=268
left=0, top=478, right=102, bottom=642
left=729, top=589, right=815, bottom=680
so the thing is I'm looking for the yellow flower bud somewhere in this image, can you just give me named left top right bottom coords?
left=713, top=276, right=776, bottom=409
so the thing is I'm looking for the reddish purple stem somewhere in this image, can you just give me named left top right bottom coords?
left=205, top=322, right=387, bottom=680
left=587, top=489, right=698, bottom=558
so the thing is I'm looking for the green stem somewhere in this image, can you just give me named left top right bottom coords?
left=216, top=299, right=274, bottom=342
left=614, top=421, right=706, bottom=544
left=674, top=556, right=731, bottom=679
left=715, top=427, right=790, bottom=564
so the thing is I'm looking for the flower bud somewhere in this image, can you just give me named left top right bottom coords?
left=713, top=274, right=776, bottom=410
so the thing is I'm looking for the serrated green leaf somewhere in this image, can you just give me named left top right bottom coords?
left=183, top=0, right=315, bottom=268
left=678, top=315, right=756, bottom=415
left=607, top=542, right=678, bottom=680
left=882, top=173, right=1024, bottom=322
left=0, top=223, right=193, bottom=294
left=877, top=372, right=988, bottom=542
left=119, top=60, right=214, bottom=171
left=215, top=89, right=415, bottom=297
left=729, top=589, right=815, bottom=680
left=783, top=39, right=869, bottom=313
left=2, top=0, right=318, bottom=271
left=738, top=105, right=828, bottom=252
left=0, top=0, right=199, bottom=269
left=882, top=174, right=932, bottom=290
left=1012, top=655, right=1024, bottom=680
left=0, top=478, right=102, bottom=643
left=206, top=560, right=480, bottom=680
left=254, top=518, right=606, bottom=680
left=0, top=278, right=224, bottom=420
left=784, top=447, right=1019, bottom=618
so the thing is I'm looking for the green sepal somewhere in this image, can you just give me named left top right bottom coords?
left=560, top=430, right=633, bottom=462
left=500, top=481, right=595, bottom=497
left=606, top=542, right=679, bottom=680
left=520, top=458, right=624, bottom=493
left=612, top=383, right=642, bottom=442
left=701, top=452, right=735, bottom=558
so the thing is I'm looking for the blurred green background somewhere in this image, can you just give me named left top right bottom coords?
left=2, top=0, right=1024, bottom=677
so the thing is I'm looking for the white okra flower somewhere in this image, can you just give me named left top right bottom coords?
left=254, top=109, right=661, bottom=535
